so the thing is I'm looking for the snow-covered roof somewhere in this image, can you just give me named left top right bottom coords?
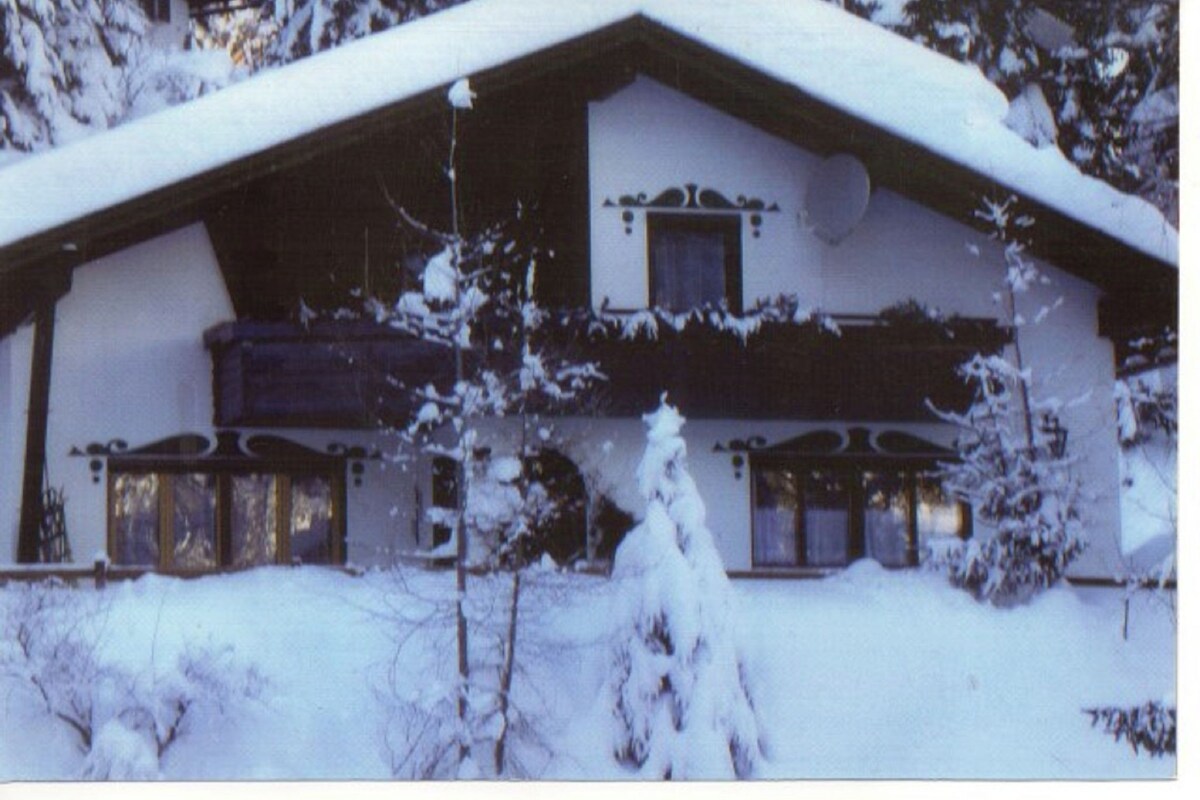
left=0, top=0, right=1179, bottom=267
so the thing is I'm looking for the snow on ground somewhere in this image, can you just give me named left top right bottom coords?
left=1120, top=437, right=1176, bottom=561
left=0, top=563, right=1175, bottom=780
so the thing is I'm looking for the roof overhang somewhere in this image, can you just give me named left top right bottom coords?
left=0, top=12, right=1177, bottom=338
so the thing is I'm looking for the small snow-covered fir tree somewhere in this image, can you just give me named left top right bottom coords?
left=931, top=197, right=1083, bottom=605
left=609, top=397, right=761, bottom=779
left=358, top=76, right=602, bottom=778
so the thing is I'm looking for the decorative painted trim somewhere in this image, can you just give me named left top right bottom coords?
left=71, top=432, right=381, bottom=487
left=713, top=428, right=957, bottom=479
left=326, top=442, right=384, bottom=487
left=68, top=439, right=130, bottom=483
left=603, top=183, right=780, bottom=237
left=713, top=435, right=769, bottom=479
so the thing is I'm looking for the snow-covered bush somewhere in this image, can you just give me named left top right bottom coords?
left=933, top=355, right=1083, bottom=605
left=930, top=197, right=1083, bottom=606
left=608, top=398, right=762, bottom=779
left=0, top=579, right=108, bottom=750
left=0, top=580, right=264, bottom=779
left=1085, top=701, right=1175, bottom=757
left=1115, top=373, right=1177, bottom=447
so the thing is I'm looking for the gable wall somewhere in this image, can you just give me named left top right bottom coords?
left=588, top=76, right=1124, bottom=575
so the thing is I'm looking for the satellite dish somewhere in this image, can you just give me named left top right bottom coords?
left=804, top=154, right=871, bottom=245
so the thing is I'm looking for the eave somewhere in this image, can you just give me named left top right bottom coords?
left=0, top=15, right=1177, bottom=339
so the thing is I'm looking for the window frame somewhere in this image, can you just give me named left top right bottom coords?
left=749, top=456, right=970, bottom=569
left=646, top=212, right=743, bottom=313
left=107, top=461, right=347, bottom=571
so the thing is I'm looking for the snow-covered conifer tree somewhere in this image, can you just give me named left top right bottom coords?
left=1, top=0, right=234, bottom=154
left=261, top=0, right=462, bottom=65
left=0, top=0, right=145, bottom=151
left=890, top=0, right=1179, bottom=223
left=933, top=354, right=1083, bottom=603
left=609, top=397, right=761, bottom=779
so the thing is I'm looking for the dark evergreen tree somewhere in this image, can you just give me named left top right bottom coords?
left=194, top=1, right=465, bottom=69
left=0, top=0, right=147, bottom=151
left=900, top=0, right=1040, bottom=94
left=894, top=0, right=1178, bottom=223
left=1046, top=1, right=1178, bottom=223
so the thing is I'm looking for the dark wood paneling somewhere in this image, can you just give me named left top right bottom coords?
left=206, top=316, right=1005, bottom=427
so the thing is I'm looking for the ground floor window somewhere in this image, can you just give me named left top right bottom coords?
left=110, top=470, right=344, bottom=569
left=751, top=463, right=968, bottom=568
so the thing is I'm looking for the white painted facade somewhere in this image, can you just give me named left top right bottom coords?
left=0, top=76, right=1128, bottom=577
left=586, top=77, right=1122, bottom=575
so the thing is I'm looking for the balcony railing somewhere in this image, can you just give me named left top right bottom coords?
left=204, top=313, right=1007, bottom=428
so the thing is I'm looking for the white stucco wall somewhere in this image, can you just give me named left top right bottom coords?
left=588, top=76, right=1124, bottom=575
left=0, top=223, right=418, bottom=567
left=29, top=224, right=234, bottom=562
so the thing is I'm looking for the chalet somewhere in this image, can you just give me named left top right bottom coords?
left=0, top=0, right=1177, bottom=580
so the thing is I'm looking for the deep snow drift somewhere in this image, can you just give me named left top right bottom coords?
left=0, top=564, right=1174, bottom=780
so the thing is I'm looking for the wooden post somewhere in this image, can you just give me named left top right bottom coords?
left=16, top=301, right=57, bottom=563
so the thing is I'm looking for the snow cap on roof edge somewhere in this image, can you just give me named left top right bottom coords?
left=0, top=0, right=1177, bottom=267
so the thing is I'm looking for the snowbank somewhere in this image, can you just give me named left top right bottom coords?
left=0, top=565, right=1174, bottom=779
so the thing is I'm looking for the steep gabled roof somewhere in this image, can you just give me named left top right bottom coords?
left=0, top=0, right=1177, bottom=281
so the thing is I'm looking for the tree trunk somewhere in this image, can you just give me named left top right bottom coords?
left=449, top=105, right=471, bottom=766
left=494, top=568, right=521, bottom=774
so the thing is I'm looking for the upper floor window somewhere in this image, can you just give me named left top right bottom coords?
left=140, top=0, right=171, bottom=23
left=647, top=213, right=742, bottom=313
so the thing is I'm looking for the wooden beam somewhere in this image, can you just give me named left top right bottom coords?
left=16, top=300, right=57, bottom=562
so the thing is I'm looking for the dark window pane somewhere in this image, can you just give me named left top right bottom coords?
left=173, top=473, right=217, bottom=569
left=232, top=474, right=277, bottom=567
left=112, top=473, right=159, bottom=566
left=916, top=477, right=966, bottom=556
left=291, top=476, right=334, bottom=564
left=804, top=470, right=849, bottom=566
left=863, top=471, right=910, bottom=567
left=651, top=226, right=728, bottom=311
left=752, top=467, right=799, bottom=566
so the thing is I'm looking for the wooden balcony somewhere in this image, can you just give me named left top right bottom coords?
left=204, top=314, right=1007, bottom=428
